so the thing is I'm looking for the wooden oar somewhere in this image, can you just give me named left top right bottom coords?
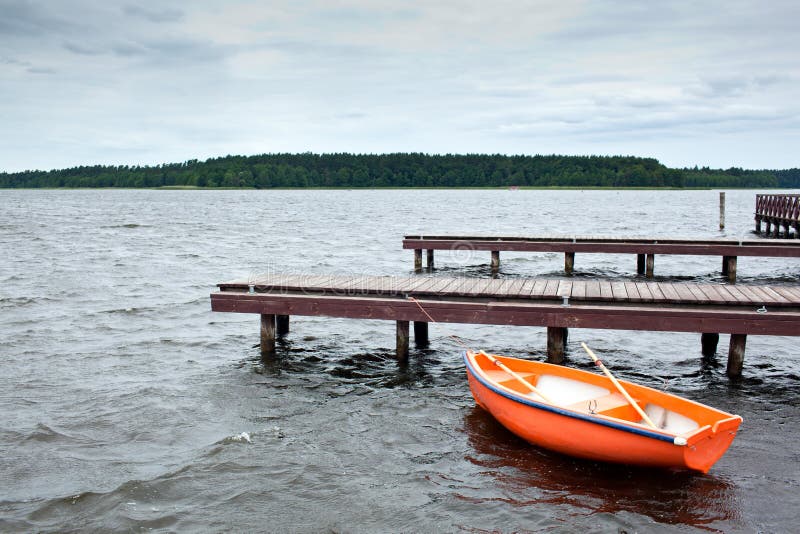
left=580, top=342, right=658, bottom=430
left=476, top=350, right=556, bottom=404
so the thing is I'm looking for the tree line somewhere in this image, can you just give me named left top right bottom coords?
left=1, top=153, right=797, bottom=189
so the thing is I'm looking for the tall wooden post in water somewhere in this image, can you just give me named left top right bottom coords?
left=396, top=320, right=410, bottom=362
left=727, top=334, right=746, bottom=377
left=547, top=327, right=567, bottom=364
left=719, top=192, right=726, bottom=230
left=260, top=314, right=276, bottom=355
left=490, top=251, right=500, bottom=274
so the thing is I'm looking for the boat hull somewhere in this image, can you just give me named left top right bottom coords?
left=464, top=351, right=741, bottom=473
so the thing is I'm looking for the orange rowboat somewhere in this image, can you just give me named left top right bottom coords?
left=464, top=350, right=742, bottom=473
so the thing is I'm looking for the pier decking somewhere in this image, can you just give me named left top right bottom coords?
left=211, top=274, right=800, bottom=377
left=403, top=234, right=800, bottom=282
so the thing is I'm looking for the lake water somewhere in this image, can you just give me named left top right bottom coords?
left=1, top=189, right=799, bottom=532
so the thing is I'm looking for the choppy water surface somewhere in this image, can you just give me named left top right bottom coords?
left=1, top=189, right=799, bottom=532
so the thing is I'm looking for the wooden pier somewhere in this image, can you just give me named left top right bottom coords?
left=403, top=234, right=800, bottom=282
left=211, top=274, right=800, bottom=378
left=755, top=194, right=800, bottom=238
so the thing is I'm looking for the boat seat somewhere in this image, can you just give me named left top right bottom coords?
left=484, top=370, right=536, bottom=385
left=565, top=393, right=643, bottom=420
left=643, top=404, right=699, bottom=434
left=529, top=375, right=610, bottom=405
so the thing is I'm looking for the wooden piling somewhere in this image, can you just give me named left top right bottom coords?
left=547, top=326, right=567, bottom=364
left=723, top=256, right=737, bottom=283
left=727, top=334, right=747, bottom=377
left=426, top=249, right=434, bottom=270
left=260, top=314, right=276, bottom=355
left=277, top=315, right=290, bottom=336
left=637, top=254, right=645, bottom=275
left=646, top=254, right=655, bottom=278
left=755, top=216, right=762, bottom=234
left=413, top=321, right=429, bottom=346
left=490, top=251, right=500, bottom=273
left=719, top=192, right=726, bottom=230
left=701, top=332, right=719, bottom=356
left=414, top=249, right=423, bottom=272
left=565, top=252, right=575, bottom=275
left=397, top=320, right=410, bottom=361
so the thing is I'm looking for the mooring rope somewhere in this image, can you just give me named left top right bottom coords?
left=407, top=296, right=473, bottom=351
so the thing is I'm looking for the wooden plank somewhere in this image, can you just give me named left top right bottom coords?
left=658, top=283, right=681, bottom=303
left=772, top=286, right=800, bottom=303
left=503, top=278, right=527, bottom=298
left=759, top=286, right=791, bottom=304
left=734, top=285, right=762, bottom=304
left=599, top=281, right=614, bottom=301
left=557, top=280, right=573, bottom=298
left=479, top=278, right=507, bottom=297
left=624, top=282, right=641, bottom=302
left=410, top=277, right=441, bottom=294
left=646, top=282, right=666, bottom=303
left=673, top=283, right=697, bottom=303
left=531, top=279, right=549, bottom=298
left=516, top=278, right=538, bottom=298
left=718, top=284, right=749, bottom=304
left=572, top=281, right=587, bottom=300
left=610, top=281, right=628, bottom=301
left=211, top=291, right=800, bottom=337
left=697, top=284, right=727, bottom=305
left=635, top=282, right=653, bottom=303
left=686, top=283, right=709, bottom=303
left=491, top=278, right=515, bottom=297
left=585, top=281, right=601, bottom=300
left=746, top=286, right=780, bottom=304
left=779, top=286, right=800, bottom=301
left=543, top=279, right=561, bottom=298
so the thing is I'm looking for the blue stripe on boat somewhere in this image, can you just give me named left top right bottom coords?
left=462, top=352, right=677, bottom=445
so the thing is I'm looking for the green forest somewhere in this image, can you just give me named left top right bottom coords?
left=1, top=153, right=798, bottom=189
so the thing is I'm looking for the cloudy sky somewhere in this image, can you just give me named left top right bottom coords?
left=1, top=0, right=798, bottom=172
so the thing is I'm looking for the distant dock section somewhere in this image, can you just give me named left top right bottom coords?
left=755, top=194, right=800, bottom=238
left=211, top=273, right=800, bottom=378
left=403, top=234, right=800, bottom=282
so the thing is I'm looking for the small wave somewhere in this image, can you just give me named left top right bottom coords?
left=23, top=423, right=75, bottom=444
left=0, top=296, right=54, bottom=309
left=218, top=432, right=253, bottom=445
left=104, top=223, right=148, bottom=229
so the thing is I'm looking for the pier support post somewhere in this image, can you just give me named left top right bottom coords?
left=727, top=334, right=747, bottom=378
left=413, top=321, right=429, bottom=346
left=719, top=192, right=726, bottom=230
left=637, top=254, right=645, bottom=275
left=646, top=254, right=655, bottom=278
left=701, top=333, right=719, bottom=357
left=277, top=315, right=290, bottom=336
left=426, top=250, right=435, bottom=270
left=414, top=249, right=423, bottom=272
left=565, top=252, right=575, bottom=275
left=722, top=256, right=737, bottom=283
left=490, top=251, right=500, bottom=273
left=260, top=314, right=276, bottom=356
left=397, top=320, right=410, bottom=362
left=755, top=216, right=762, bottom=234
left=546, top=327, right=567, bottom=364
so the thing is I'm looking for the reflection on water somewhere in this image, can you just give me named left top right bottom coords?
left=461, top=407, right=741, bottom=530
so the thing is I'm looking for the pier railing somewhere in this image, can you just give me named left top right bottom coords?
left=755, top=194, right=800, bottom=238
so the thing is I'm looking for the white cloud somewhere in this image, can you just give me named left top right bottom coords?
left=0, top=0, right=798, bottom=172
